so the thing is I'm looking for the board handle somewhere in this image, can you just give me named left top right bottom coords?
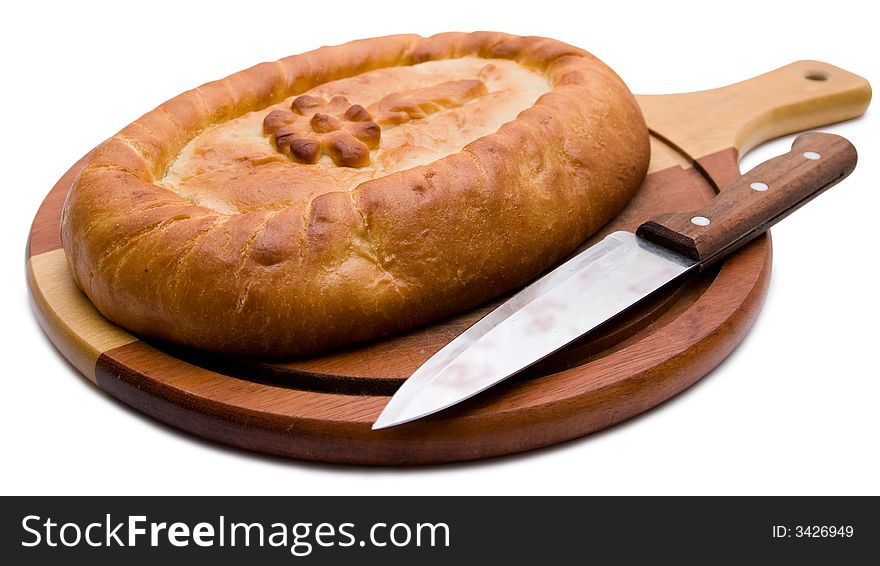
left=636, top=132, right=857, bottom=267
left=638, top=61, right=871, bottom=160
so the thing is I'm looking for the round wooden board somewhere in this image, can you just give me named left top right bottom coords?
left=26, top=61, right=870, bottom=464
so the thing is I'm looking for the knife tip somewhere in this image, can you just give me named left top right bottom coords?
left=372, top=409, right=425, bottom=430
left=372, top=383, right=470, bottom=430
left=371, top=413, right=399, bottom=430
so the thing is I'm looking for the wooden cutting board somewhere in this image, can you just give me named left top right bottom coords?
left=26, top=61, right=871, bottom=465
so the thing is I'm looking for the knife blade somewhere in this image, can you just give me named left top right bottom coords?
left=373, top=132, right=858, bottom=430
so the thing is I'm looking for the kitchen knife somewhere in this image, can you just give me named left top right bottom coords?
left=373, top=132, right=857, bottom=430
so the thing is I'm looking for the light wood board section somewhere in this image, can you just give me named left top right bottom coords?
left=27, top=249, right=136, bottom=381
left=638, top=60, right=871, bottom=162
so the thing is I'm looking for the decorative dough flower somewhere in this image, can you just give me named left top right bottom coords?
left=263, top=95, right=381, bottom=168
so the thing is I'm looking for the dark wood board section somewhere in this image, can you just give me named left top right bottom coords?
left=26, top=61, right=871, bottom=464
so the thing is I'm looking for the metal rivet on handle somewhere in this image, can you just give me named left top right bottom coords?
left=803, top=151, right=821, bottom=160
left=691, top=216, right=711, bottom=226
left=750, top=182, right=769, bottom=192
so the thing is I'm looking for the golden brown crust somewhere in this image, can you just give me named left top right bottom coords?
left=61, top=32, right=649, bottom=356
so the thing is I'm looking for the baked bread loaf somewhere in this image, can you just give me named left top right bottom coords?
left=61, top=32, right=649, bottom=356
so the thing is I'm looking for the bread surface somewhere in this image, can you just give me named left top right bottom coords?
left=61, top=32, right=650, bottom=356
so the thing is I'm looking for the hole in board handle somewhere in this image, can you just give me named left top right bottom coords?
left=804, top=70, right=831, bottom=81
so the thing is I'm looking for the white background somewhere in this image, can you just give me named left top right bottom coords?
left=2, top=0, right=876, bottom=495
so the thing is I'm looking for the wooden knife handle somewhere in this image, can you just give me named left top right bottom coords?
left=636, top=132, right=857, bottom=268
